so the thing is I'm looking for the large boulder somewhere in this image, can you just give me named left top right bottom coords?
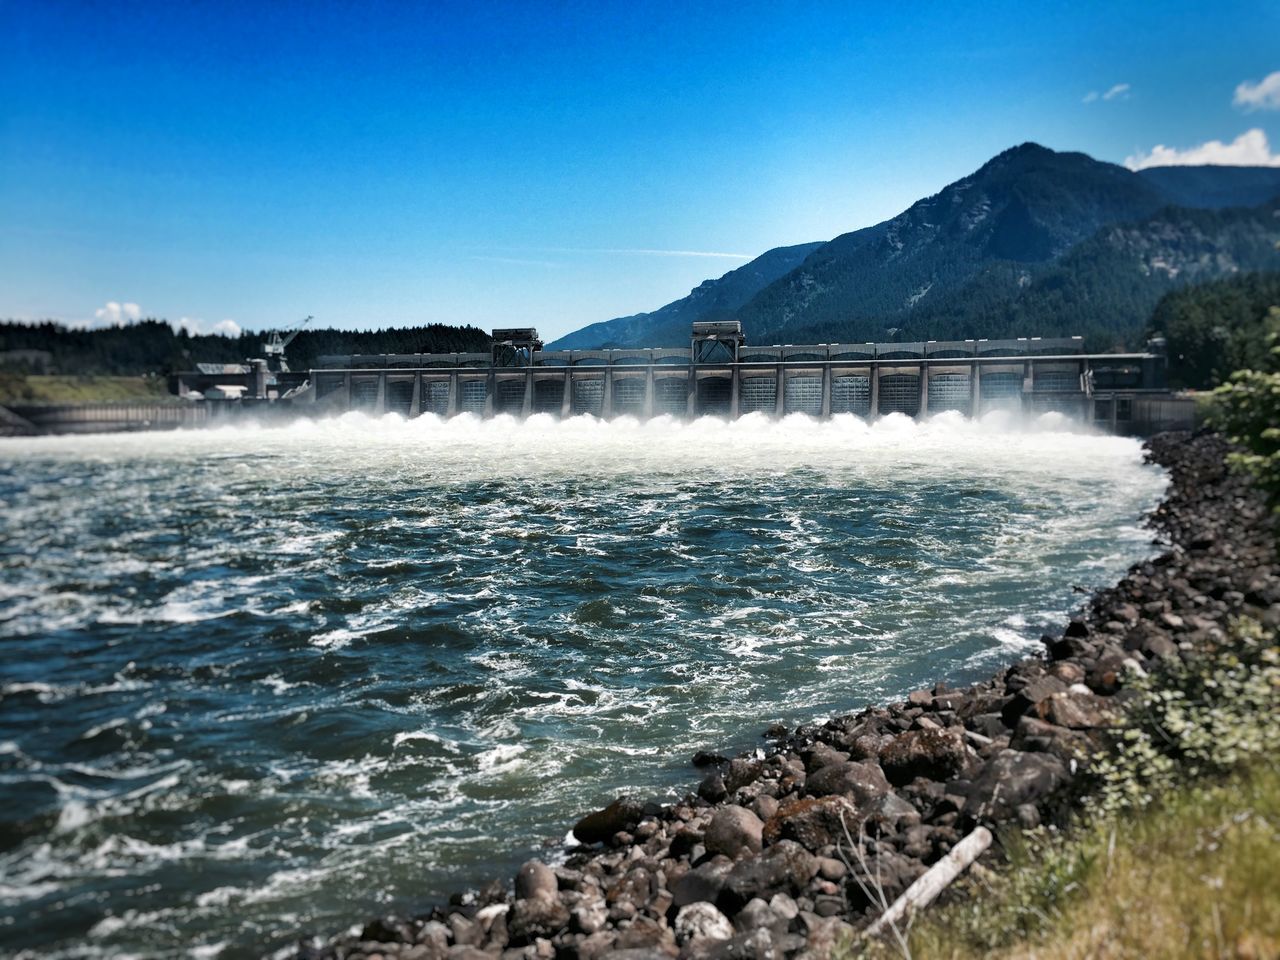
left=507, top=895, right=570, bottom=944
left=719, top=840, right=819, bottom=913
left=878, top=727, right=970, bottom=786
left=863, top=791, right=922, bottom=833
left=572, top=796, right=644, bottom=845
left=672, top=859, right=734, bottom=908
left=968, top=748, right=1068, bottom=820
left=724, top=758, right=764, bottom=793
left=673, top=902, right=735, bottom=945
left=804, top=760, right=890, bottom=803
left=514, top=860, right=558, bottom=901
left=762, top=796, right=859, bottom=849
left=1000, top=676, right=1069, bottom=726
left=1011, top=716, right=1091, bottom=762
left=1036, top=690, right=1114, bottom=729
left=800, top=742, right=848, bottom=773
left=705, top=806, right=764, bottom=858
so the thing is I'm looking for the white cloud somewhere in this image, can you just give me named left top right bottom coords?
left=1083, top=83, right=1129, bottom=104
left=1234, top=71, right=1280, bottom=111
left=175, top=316, right=242, bottom=337
left=68, top=303, right=241, bottom=335
left=1123, top=128, right=1280, bottom=170
left=93, top=300, right=142, bottom=326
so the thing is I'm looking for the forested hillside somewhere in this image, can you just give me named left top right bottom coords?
left=744, top=149, right=1280, bottom=348
left=1147, top=271, right=1280, bottom=388
left=0, top=321, right=492, bottom=376
left=776, top=198, right=1280, bottom=350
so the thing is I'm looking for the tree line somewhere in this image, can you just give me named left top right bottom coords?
left=0, top=320, right=493, bottom=377
left=3, top=270, right=1277, bottom=393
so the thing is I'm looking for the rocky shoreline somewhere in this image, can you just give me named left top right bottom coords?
left=289, top=430, right=1279, bottom=960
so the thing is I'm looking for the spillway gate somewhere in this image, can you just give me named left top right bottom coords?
left=303, top=325, right=1188, bottom=434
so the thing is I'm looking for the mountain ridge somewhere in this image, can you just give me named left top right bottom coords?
left=546, top=241, right=823, bottom=350
left=550, top=145, right=1280, bottom=350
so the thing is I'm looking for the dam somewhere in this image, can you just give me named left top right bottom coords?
left=298, top=322, right=1190, bottom=434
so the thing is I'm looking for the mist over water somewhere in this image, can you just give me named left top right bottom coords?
left=0, top=411, right=1166, bottom=958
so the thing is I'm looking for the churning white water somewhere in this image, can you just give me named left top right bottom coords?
left=0, top=410, right=1166, bottom=958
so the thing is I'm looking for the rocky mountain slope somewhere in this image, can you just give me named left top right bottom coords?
left=552, top=145, right=1280, bottom=350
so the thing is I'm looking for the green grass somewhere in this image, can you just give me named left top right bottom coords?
left=844, top=616, right=1280, bottom=960
left=847, top=761, right=1280, bottom=960
left=0, top=374, right=174, bottom=404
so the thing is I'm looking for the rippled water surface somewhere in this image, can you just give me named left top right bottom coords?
left=0, top=411, right=1166, bottom=958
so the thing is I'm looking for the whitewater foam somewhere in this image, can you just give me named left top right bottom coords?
left=0, top=411, right=1168, bottom=958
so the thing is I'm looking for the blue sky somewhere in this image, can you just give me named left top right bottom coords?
left=2, top=0, right=1278, bottom=342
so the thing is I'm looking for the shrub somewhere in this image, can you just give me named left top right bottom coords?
left=1209, top=309, right=1280, bottom=511
left=1087, top=616, right=1280, bottom=815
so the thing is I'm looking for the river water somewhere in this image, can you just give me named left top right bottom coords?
left=0, top=410, right=1166, bottom=958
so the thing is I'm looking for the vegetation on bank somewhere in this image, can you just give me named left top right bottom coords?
left=0, top=373, right=174, bottom=405
left=846, top=616, right=1280, bottom=959
left=851, top=762, right=1280, bottom=960
left=1208, top=312, right=1280, bottom=513
left=1154, top=272, right=1280, bottom=390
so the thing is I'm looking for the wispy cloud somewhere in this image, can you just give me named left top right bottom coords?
left=1083, top=83, right=1130, bottom=104
left=1234, top=70, right=1280, bottom=111
left=1123, top=128, right=1280, bottom=170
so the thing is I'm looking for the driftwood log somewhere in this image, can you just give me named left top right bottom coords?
left=864, top=825, right=993, bottom=939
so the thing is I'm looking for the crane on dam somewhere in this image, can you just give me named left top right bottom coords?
left=262, top=315, right=313, bottom=372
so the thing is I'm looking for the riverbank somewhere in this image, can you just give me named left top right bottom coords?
left=0, top=374, right=173, bottom=405
left=289, top=430, right=1277, bottom=960
left=848, top=758, right=1280, bottom=959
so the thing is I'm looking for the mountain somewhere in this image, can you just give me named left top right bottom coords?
left=552, top=144, right=1280, bottom=350
left=1135, top=165, right=1280, bottom=210
left=545, top=241, right=823, bottom=350
left=892, top=198, right=1280, bottom=349
left=744, top=143, right=1209, bottom=344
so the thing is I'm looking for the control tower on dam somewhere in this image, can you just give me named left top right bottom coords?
left=304, top=322, right=1191, bottom=435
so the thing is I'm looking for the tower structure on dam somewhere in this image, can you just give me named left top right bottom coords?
left=298, top=321, right=1191, bottom=434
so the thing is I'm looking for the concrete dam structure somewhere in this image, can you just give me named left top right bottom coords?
left=303, top=323, right=1190, bottom=434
